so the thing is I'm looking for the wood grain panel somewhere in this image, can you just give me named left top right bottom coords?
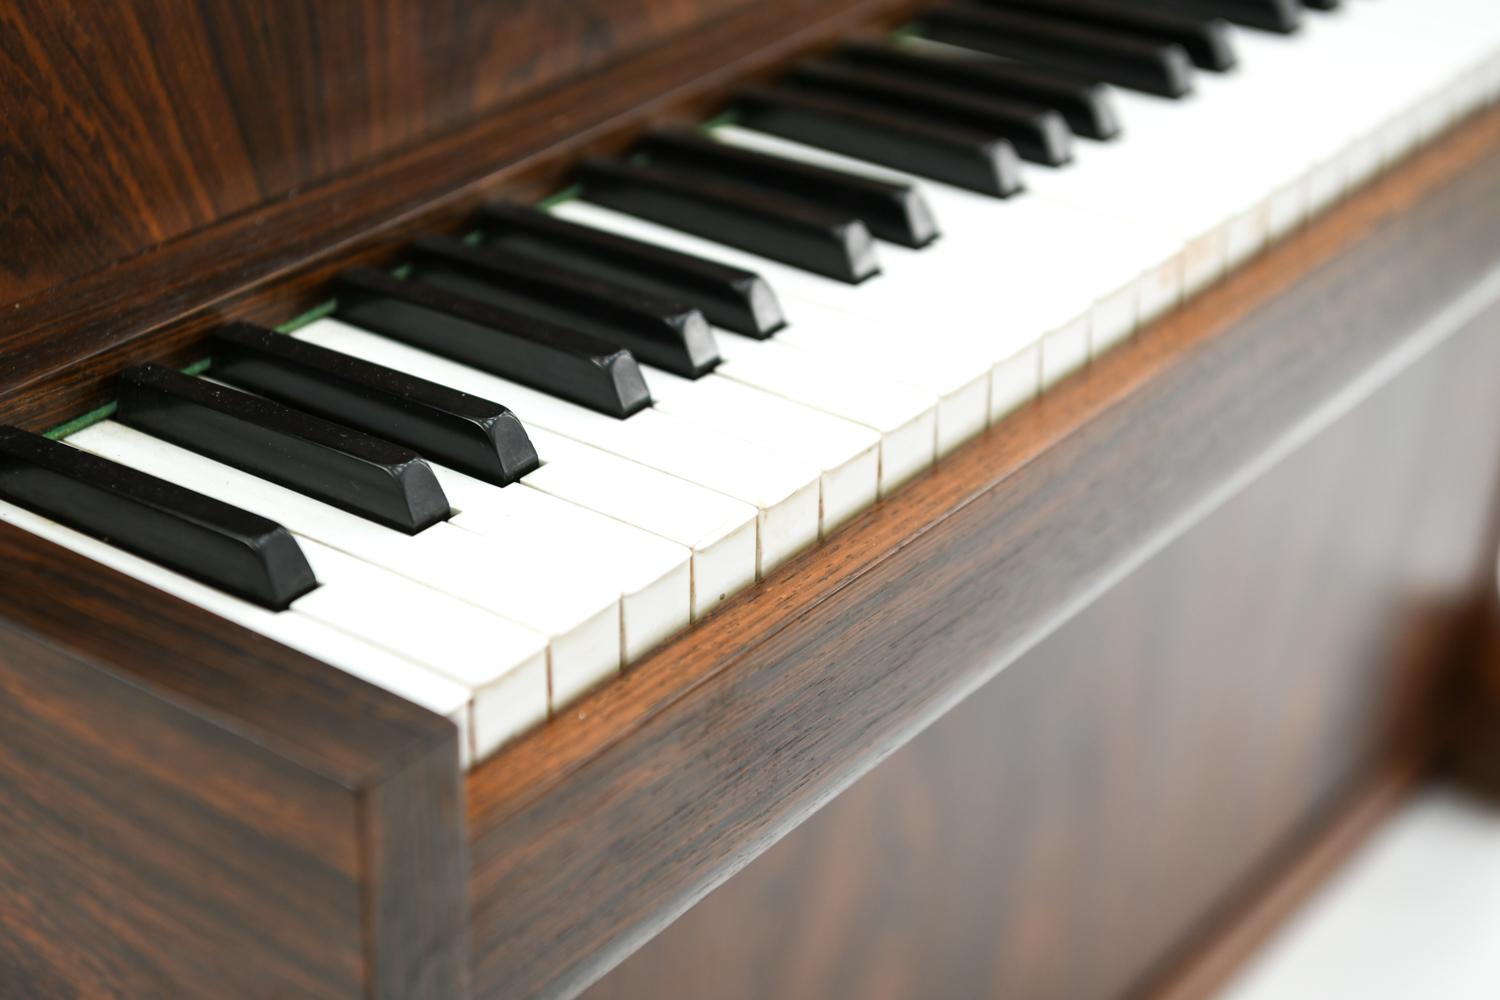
left=0, top=0, right=753, bottom=305
left=583, top=292, right=1500, bottom=1000
left=0, top=520, right=466, bottom=995
left=0, top=623, right=366, bottom=996
left=462, top=108, right=1500, bottom=999
left=0, top=0, right=920, bottom=435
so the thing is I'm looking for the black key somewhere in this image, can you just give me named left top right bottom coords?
left=970, top=0, right=1237, bottom=71
left=477, top=201, right=785, bottom=339
left=209, top=322, right=540, bottom=488
left=115, top=364, right=451, bottom=534
left=1302, top=0, right=1339, bottom=9
left=836, top=40, right=1121, bottom=140
left=334, top=268, right=651, bottom=419
left=0, top=425, right=316, bottom=610
left=917, top=6, right=1196, bottom=98
left=1137, top=0, right=1301, bottom=33
left=638, top=127, right=939, bottom=248
left=735, top=84, right=1023, bottom=198
left=783, top=58, right=1074, bottom=166
left=578, top=157, right=879, bottom=283
left=407, top=235, right=720, bottom=378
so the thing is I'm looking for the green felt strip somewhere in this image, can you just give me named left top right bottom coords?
left=275, top=297, right=338, bottom=333
left=43, top=353, right=213, bottom=439
left=538, top=184, right=583, bottom=210
left=43, top=401, right=118, bottom=440
left=701, top=108, right=743, bottom=130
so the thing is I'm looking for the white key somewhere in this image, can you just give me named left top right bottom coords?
left=68, top=420, right=622, bottom=709
left=1022, top=6, right=1499, bottom=291
left=1042, top=20, right=1366, bottom=279
left=521, top=427, right=757, bottom=621
left=217, top=367, right=751, bottom=624
left=295, top=318, right=821, bottom=576
left=706, top=335, right=936, bottom=495
left=767, top=295, right=994, bottom=454
left=294, top=539, right=549, bottom=761
left=644, top=366, right=881, bottom=532
left=430, top=465, right=692, bottom=662
left=0, top=498, right=477, bottom=765
left=1026, top=92, right=1261, bottom=296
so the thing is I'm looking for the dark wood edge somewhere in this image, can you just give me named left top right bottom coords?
left=0, top=0, right=922, bottom=432
left=1438, top=420, right=1500, bottom=802
left=0, top=519, right=467, bottom=992
left=461, top=108, right=1500, bottom=997
left=1438, top=602, right=1500, bottom=803
left=1138, top=593, right=1500, bottom=997
left=364, top=736, right=469, bottom=999
left=1139, top=760, right=1427, bottom=1000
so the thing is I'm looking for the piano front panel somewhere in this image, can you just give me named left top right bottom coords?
left=584, top=282, right=1500, bottom=1000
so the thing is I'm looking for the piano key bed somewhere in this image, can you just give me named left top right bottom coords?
left=4, top=0, right=1500, bottom=771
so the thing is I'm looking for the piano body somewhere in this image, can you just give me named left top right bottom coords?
left=4, top=0, right=1500, bottom=996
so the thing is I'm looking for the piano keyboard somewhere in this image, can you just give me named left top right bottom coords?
left=3, top=0, right=1498, bottom=767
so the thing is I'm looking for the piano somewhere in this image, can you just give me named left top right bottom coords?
left=4, top=0, right=1500, bottom=995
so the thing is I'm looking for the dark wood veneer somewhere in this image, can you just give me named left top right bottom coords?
left=463, top=108, right=1500, bottom=997
left=0, top=0, right=757, bottom=305
left=0, top=522, right=465, bottom=995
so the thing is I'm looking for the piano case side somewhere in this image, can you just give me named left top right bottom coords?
left=0, top=524, right=466, bottom=997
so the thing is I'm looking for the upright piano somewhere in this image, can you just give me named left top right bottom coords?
left=4, top=1, right=1500, bottom=996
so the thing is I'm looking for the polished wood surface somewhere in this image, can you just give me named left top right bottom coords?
left=0, top=0, right=754, bottom=305
left=582, top=293, right=1500, bottom=1000
left=463, top=108, right=1500, bottom=999
left=0, top=0, right=920, bottom=433
left=0, top=522, right=465, bottom=996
